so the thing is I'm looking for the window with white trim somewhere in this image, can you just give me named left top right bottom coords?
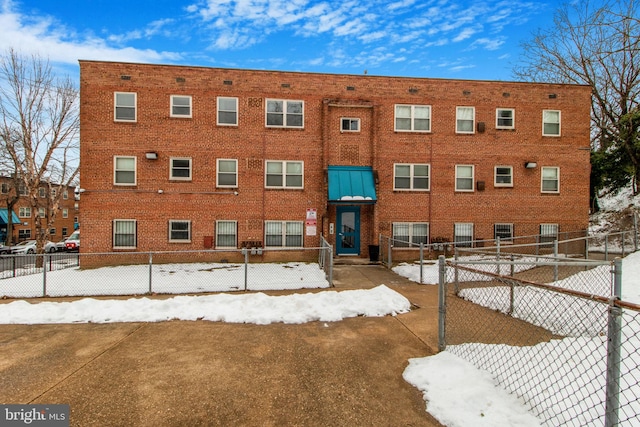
left=170, top=95, right=192, bottom=118
left=265, top=161, right=303, bottom=189
left=114, top=156, right=136, bottom=185
left=265, top=221, right=303, bottom=247
left=63, top=190, right=68, bottom=200
left=216, top=220, right=237, bottom=248
left=1, top=183, right=8, bottom=194
left=38, top=207, right=46, bottom=218
left=456, top=106, right=475, bottom=133
left=217, top=97, right=238, bottom=126
left=39, top=188, right=46, bottom=198
left=62, top=227, right=68, bottom=236
left=455, top=165, right=474, bottom=191
left=113, top=219, right=137, bottom=249
left=266, top=99, right=303, bottom=128
left=496, top=108, right=514, bottom=129
left=494, top=223, right=513, bottom=242
left=394, top=105, right=431, bottom=132
left=540, top=223, right=558, bottom=246
left=18, top=184, right=27, bottom=196
left=454, top=223, right=474, bottom=247
left=394, top=164, right=430, bottom=191
left=170, top=157, right=192, bottom=180
left=392, top=222, right=429, bottom=247
left=217, top=159, right=238, bottom=188
left=543, top=110, right=561, bottom=136
left=541, top=167, right=560, bottom=193
left=169, top=220, right=191, bottom=242
left=62, top=209, right=68, bottom=219
left=18, top=229, right=30, bottom=240
left=341, top=118, right=360, bottom=132
left=494, top=166, right=513, bottom=187
left=19, top=207, right=31, bottom=218
left=50, top=228, right=56, bottom=236
left=114, top=92, right=136, bottom=122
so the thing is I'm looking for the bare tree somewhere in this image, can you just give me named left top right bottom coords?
left=513, top=0, right=640, bottom=195
left=0, top=49, right=79, bottom=251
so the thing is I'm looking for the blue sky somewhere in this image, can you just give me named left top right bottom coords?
left=0, top=0, right=561, bottom=81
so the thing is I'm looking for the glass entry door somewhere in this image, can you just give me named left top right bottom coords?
left=336, top=206, right=360, bottom=255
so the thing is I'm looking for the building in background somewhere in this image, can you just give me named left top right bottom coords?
left=79, top=60, right=591, bottom=260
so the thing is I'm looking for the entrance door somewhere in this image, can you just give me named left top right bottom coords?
left=336, top=206, right=360, bottom=255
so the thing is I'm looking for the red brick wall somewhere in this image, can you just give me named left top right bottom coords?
left=79, top=61, right=591, bottom=255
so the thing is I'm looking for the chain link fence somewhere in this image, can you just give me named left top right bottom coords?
left=438, top=254, right=640, bottom=426
left=0, top=247, right=332, bottom=298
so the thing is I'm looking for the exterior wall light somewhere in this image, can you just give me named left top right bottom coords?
left=145, top=152, right=158, bottom=160
left=525, top=162, right=537, bottom=169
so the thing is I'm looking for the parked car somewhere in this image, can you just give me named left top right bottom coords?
left=55, top=239, right=68, bottom=252
left=11, top=240, right=57, bottom=254
left=0, top=244, right=11, bottom=254
left=65, top=230, right=80, bottom=252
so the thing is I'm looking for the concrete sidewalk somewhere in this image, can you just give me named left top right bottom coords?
left=0, top=265, right=443, bottom=426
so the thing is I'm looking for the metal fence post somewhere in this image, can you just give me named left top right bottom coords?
left=327, top=246, right=333, bottom=285
left=621, top=231, right=626, bottom=258
left=148, top=252, right=153, bottom=294
left=605, top=258, right=623, bottom=427
left=438, top=255, right=446, bottom=352
left=510, top=254, right=515, bottom=277
left=419, top=243, right=424, bottom=285
left=553, top=239, right=559, bottom=282
left=243, top=248, right=249, bottom=291
left=454, top=249, right=459, bottom=294
left=43, top=254, right=47, bottom=297
left=496, top=236, right=501, bottom=275
left=388, top=237, right=392, bottom=268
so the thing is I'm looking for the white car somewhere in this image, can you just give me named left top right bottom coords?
left=11, top=240, right=57, bottom=254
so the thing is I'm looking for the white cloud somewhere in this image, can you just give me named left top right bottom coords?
left=470, top=37, right=505, bottom=51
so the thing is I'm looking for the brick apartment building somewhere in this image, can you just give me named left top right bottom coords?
left=0, top=177, right=78, bottom=245
left=79, top=60, right=591, bottom=260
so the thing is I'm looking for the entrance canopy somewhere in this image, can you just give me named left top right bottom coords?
left=328, top=166, right=377, bottom=204
left=0, top=209, right=20, bottom=225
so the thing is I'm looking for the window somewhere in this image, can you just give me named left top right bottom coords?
left=265, top=221, right=303, bottom=247
left=541, top=167, right=560, bottom=193
left=266, top=99, right=304, bottom=128
left=74, top=216, right=78, bottom=224
left=1, top=183, right=8, bottom=194
left=38, top=207, right=46, bottom=218
left=170, top=157, right=192, bottom=180
left=217, top=159, right=238, bottom=188
left=341, top=118, right=360, bottom=132
left=62, top=227, right=68, bottom=236
left=170, top=95, right=192, bottom=118
left=114, top=92, right=136, bottom=122
left=265, top=161, right=303, bottom=189
left=61, top=207, right=68, bottom=218
left=494, top=166, right=513, bottom=187
left=114, top=220, right=137, bottom=248
left=394, top=164, right=430, bottom=191
left=543, top=110, right=561, bottom=136
left=114, top=156, right=136, bottom=185
left=50, top=228, right=56, bottom=236
left=217, top=97, right=238, bottom=126
left=216, top=220, right=237, bottom=248
left=74, top=203, right=79, bottom=212
left=394, top=105, right=431, bottom=132
left=169, top=220, right=191, bottom=242
left=456, top=106, right=475, bottom=133
left=392, top=222, right=429, bottom=247
left=454, top=223, right=474, bottom=247
left=63, top=190, right=68, bottom=200
left=494, top=223, right=513, bottom=243
left=18, top=184, right=27, bottom=196
left=540, top=223, right=558, bottom=246
left=18, top=229, right=31, bottom=240
left=39, top=188, right=46, bottom=198
left=496, top=108, right=514, bottom=129
left=19, top=207, right=31, bottom=218
left=455, top=165, right=474, bottom=191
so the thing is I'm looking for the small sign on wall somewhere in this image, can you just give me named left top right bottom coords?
left=306, top=208, right=317, bottom=236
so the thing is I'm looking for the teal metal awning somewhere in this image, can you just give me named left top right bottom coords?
left=327, top=166, right=377, bottom=204
left=0, top=209, right=20, bottom=225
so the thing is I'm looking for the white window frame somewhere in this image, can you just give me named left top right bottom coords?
left=393, top=164, right=430, bottom=191
left=38, top=207, right=46, bottom=218
left=454, top=223, right=474, bottom=247
left=264, top=221, right=303, bottom=248
left=113, top=219, right=137, bottom=249
left=62, top=208, right=68, bottom=219
left=39, top=188, right=46, bottom=198
left=394, top=105, right=431, bottom=132
left=543, top=110, right=561, bottom=136
left=541, top=167, right=560, bottom=193
left=169, top=220, right=191, bottom=243
left=19, top=207, right=31, bottom=218
left=456, top=106, right=475, bottom=134
left=217, top=97, right=238, bottom=126
left=62, top=227, right=68, bottom=236
left=63, top=190, right=68, bottom=200
left=216, top=220, right=237, bottom=248
left=170, top=95, right=192, bottom=118
left=169, top=157, right=192, bottom=181
left=494, top=223, right=514, bottom=243
left=494, top=166, right=513, bottom=187
left=392, top=222, right=429, bottom=248
left=114, top=92, right=137, bottom=122
left=455, top=165, right=475, bottom=192
left=50, top=228, right=56, bottom=236
left=340, top=117, right=360, bottom=132
left=496, top=108, right=515, bottom=129
left=114, top=156, right=137, bottom=186
left=216, top=159, right=238, bottom=188
left=265, top=160, right=304, bottom=189
left=540, top=223, right=559, bottom=246
left=265, top=99, right=304, bottom=128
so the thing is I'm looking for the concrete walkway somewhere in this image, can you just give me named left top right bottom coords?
left=0, top=265, right=443, bottom=426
